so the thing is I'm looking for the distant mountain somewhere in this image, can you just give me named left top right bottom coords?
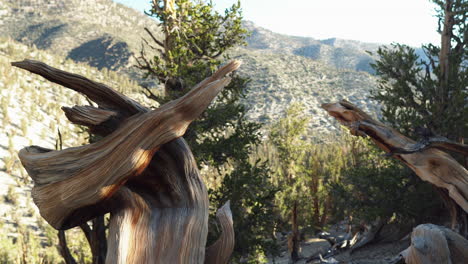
left=0, top=0, right=386, bottom=134
left=231, top=48, right=379, bottom=134
left=0, top=0, right=160, bottom=71
left=243, top=21, right=381, bottom=74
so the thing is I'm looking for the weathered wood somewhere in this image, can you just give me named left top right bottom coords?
left=387, top=136, right=468, bottom=156
left=349, top=219, right=385, bottom=253
left=205, top=201, right=235, bottom=264
left=13, top=60, right=241, bottom=263
left=400, top=224, right=468, bottom=264
left=322, top=100, right=468, bottom=213
left=11, top=60, right=147, bottom=115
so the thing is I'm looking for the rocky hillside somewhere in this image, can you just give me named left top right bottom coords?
left=0, top=0, right=383, bottom=134
left=0, top=37, right=153, bottom=261
left=0, top=0, right=161, bottom=71
left=231, top=48, right=379, bottom=135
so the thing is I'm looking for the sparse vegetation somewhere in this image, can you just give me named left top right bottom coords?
left=0, top=37, right=149, bottom=264
left=4, top=185, right=18, bottom=206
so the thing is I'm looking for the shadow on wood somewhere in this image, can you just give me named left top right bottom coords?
left=401, top=224, right=468, bottom=264
left=322, top=100, right=468, bottom=213
left=12, top=59, right=239, bottom=263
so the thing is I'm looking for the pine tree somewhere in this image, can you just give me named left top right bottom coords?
left=269, top=103, right=309, bottom=261
left=371, top=0, right=467, bottom=140
left=137, top=0, right=277, bottom=260
left=370, top=0, right=467, bottom=232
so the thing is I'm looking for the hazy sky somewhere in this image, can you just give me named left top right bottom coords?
left=114, top=0, right=441, bottom=47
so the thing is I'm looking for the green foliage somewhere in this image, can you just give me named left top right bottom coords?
left=270, top=103, right=310, bottom=179
left=370, top=0, right=467, bottom=139
left=4, top=185, right=19, bottom=206
left=329, top=137, right=442, bottom=224
left=269, top=104, right=347, bottom=230
left=0, top=222, right=62, bottom=264
left=143, top=0, right=247, bottom=94
left=209, top=159, right=279, bottom=262
left=0, top=235, right=18, bottom=264
left=363, top=0, right=465, bottom=225
left=140, top=0, right=276, bottom=260
left=269, top=103, right=309, bottom=222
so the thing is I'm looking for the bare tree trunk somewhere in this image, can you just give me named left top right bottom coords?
left=13, top=59, right=240, bottom=263
left=58, top=230, right=77, bottom=264
left=80, top=217, right=107, bottom=264
left=290, top=201, right=300, bottom=262
left=439, top=0, right=454, bottom=97
left=320, top=195, right=331, bottom=227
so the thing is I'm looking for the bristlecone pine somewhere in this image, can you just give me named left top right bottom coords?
left=12, top=59, right=237, bottom=264
left=323, top=100, right=468, bottom=264
left=322, top=100, right=468, bottom=213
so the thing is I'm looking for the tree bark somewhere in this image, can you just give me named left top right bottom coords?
left=205, top=201, right=235, bottom=264
left=290, top=200, right=300, bottom=262
left=322, top=100, right=468, bottom=213
left=13, top=59, right=240, bottom=263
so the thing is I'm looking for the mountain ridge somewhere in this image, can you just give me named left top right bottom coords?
left=0, top=0, right=383, bottom=132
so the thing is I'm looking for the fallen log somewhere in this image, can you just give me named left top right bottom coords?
left=322, top=100, right=468, bottom=213
left=13, top=59, right=239, bottom=263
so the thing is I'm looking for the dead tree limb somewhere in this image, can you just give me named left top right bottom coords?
left=13, top=59, right=240, bottom=263
left=205, top=201, right=235, bottom=264
left=322, top=100, right=468, bottom=213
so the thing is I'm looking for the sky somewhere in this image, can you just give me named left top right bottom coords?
left=114, top=0, right=441, bottom=47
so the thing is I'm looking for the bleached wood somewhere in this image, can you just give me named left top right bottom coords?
left=13, top=60, right=241, bottom=263
left=322, top=100, right=468, bottom=213
left=401, top=224, right=468, bottom=264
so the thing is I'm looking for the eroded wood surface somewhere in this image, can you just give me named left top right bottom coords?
left=401, top=224, right=468, bottom=264
left=205, top=201, right=235, bottom=264
left=13, top=59, right=240, bottom=263
left=322, top=100, right=468, bottom=213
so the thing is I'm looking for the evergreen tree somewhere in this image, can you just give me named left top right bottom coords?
left=137, top=0, right=277, bottom=260
left=370, top=0, right=466, bottom=231
left=371, top=0, right=467, bottom=140
left=270, top=103, right=310, bottom=261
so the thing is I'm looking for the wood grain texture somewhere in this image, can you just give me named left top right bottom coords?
left=401, top=224, right=468, bottom=264
left=11, top=60, right=147, bottom=115
left=205, top=201, right=235, bottom=264
left=13, top=60, right=240, bottom=263
left=322, top=100, right=468, bottom=213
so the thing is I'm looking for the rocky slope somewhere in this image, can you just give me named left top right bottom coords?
left=231, top=48, right=379, bottom=134
left=0, top=37, right=152, bottom=261
left=0, top=0, right=383, bottom=133
left=243, top=21, right=381, bottom=74
left=0, top=0, right=161, bottom=71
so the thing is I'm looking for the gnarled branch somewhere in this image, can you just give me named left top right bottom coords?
left=322, top=100, right=468, bottom=213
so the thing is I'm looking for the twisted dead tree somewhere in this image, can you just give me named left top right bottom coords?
left=322, top=100, right=468, bottom=212
left=322, top=100, right=468, bottom=262
left=13, top=59, right=236, bottom=264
